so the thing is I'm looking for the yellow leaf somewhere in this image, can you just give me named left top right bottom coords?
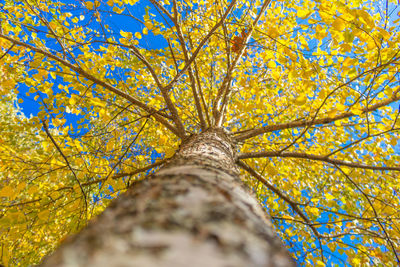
left=49, top=21, right=58, bottom=30
left=159, top=135, right=168, bottom=144
left=165, top=147, right=175, bottom=158
left=74, top=140, right=84, bottom=151
left=325, top=194, right=335, bottom=201
left=326, top=109, right=337, bottom=118
left=28, top=185, right=39, bottom=195
left=332, top=18, right=345, bottom=31
left=390, top=138, right=397, bottom=146
left=342, top=57, right=354, bottom=67
left=0, top=185, right=14, bottom=198
left=281, top=215, right=294, bottom=220
left=38, top=210, right=50, bottom=221
left=69, top=96, right=77, bottom=105
left=309, top=207, right=319, bottom=216
left=297, top=9, right=312, bottom=19
left=16, top=182, right=26, bottom=193
left=377, top=28, right=390, bottom=41
left=315, top=25, right=328, bottom=40
left=2, top=248, right=9, bottom=267
left=90, top=98, right=106, bottom=107
left=145, top=21, right=153, bottom=30
left=268, top=27, right=280, bottom=38
left=266, top=164, right=278, bottom=176
left=142, top=28, right=148, bottom=35
left=8, top=211, right=23, bottom=223
left=340, top=43, right=352, bottom=52
left=294, top=95, right=307, bottom=106
left=351, top=107, right=363, bottom=115
left=352, top=258, right=361, bottom=265
left=267, top=61, right=276, bottom=68
left=316, top=260, right=326, bottom=267
left=336, top=103, right=347, bottom=111
left=113, top=6, right=125, bottom=14
left=358, top=10, right=374, bottom=29
left=366, top=39, right=375, bottom=50
left=107, top=139, right=114, bottom=151
left=120, top=30, right=132, bottom=39
left=84, top=1, right=94, bottom=10
left=271, top=69, right=281, bottom=81
left=135, top=32, right=142, bottom=39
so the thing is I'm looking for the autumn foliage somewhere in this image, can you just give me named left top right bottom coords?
left=1, top=0, right=400, bottom=266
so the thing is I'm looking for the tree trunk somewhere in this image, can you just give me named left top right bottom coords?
left=40, top=128, right=295, bottom=267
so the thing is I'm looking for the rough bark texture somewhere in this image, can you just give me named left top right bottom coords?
left=40, top=128, right=295, bottom=267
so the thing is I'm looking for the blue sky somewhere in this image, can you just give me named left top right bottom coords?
left=16, top=0, right=167, bottom=119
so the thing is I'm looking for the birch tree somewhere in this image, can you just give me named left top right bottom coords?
left=0, top=0, right=400, bottom=265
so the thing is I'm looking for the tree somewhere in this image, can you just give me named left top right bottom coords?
left=0, top=0, right=399, bottom=265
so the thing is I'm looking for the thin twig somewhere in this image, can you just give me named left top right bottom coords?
left=98, top=118, right=149, bottom=192
left=0, top=43, right=15, bottom=61
left=42, top=120, right=88, bottom=217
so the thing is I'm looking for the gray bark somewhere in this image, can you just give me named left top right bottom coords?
left=40, top=128, right=295, bottom=267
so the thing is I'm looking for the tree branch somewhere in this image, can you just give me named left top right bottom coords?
left=213, top=0, right=272, bottom=126
left=171, top=0, right=207, bottom=130
left=128, top=45, right=186, bottom=137
left=0, top=33, right=181, bottom=138
left=42, top=120, right=88, bottom=217
left=234, top=91, right=400, bottom=141
left=237, top=160, right=324, bottom=239
left=164, top=0, right=237, bottom=91
left=238, top=151, right=400, bottom=172
left=0, top=43, right=14, bottom=61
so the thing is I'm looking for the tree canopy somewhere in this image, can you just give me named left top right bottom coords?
left=0, top=0, right=400, bottom=265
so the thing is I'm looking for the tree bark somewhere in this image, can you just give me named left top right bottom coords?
left=40, top=128, right=295, bottom=267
